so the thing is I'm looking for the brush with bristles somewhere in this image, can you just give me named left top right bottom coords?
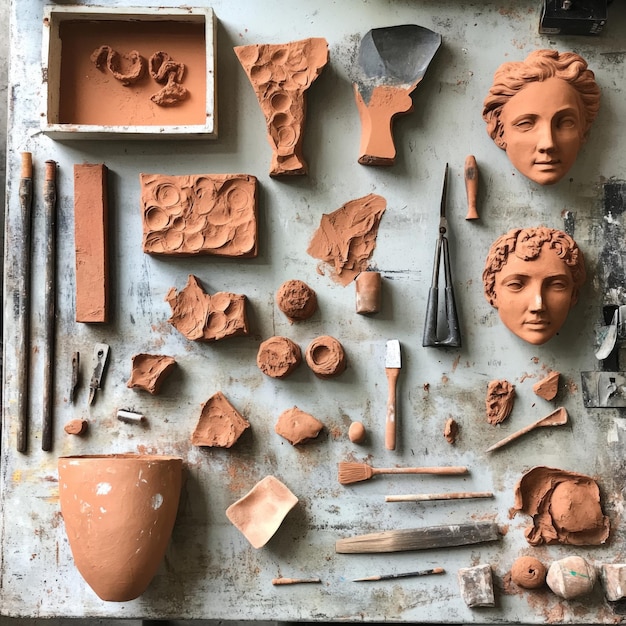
left=338, top=462, right=468, bottom=485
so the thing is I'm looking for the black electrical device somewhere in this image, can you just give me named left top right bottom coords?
left=539, top=0, right=608, bottom=35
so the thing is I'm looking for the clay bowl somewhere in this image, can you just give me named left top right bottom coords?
left=226, top=475, right=298, bottom=548
left=58, top=454, right=183, bottom=602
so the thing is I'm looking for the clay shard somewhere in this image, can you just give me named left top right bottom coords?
left=533, top=370, right=560, bottom=401
left=234, top=37, right=329, bottom=176
left=191, top=391, right=250, bottom=448
left=305, top=335, right=346, bottom=379
left=307, top=194, right=386, bottom=286
left=64, top=419, right=88, bottom=436
left=127, top=353, right=176, bottom=395
left=257, top=336, right=302, bottom=379
left=166, top=274, right=249, bottom=342
left=486, top=379, right=515, bottom=425
left=141, top=173, right=258, bottom=257
left=443, top=418, right=459, bottom=444
left=275, top=406, right=324, bottom=445
left=276, top=279, right=317, bottom=322
left=511, top=465, right=610, bottom=546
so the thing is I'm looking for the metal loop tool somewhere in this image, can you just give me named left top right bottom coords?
left=422, top=163, right=461, bottom=348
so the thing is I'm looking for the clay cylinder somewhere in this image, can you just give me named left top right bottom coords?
left=58, top=454, right=183, bottom=602
left=355, top=271, right=381, bottom=314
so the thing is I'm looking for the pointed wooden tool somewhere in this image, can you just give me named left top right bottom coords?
left=486, top=407, right=568, bottom=452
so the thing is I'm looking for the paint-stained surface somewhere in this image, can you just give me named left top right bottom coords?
left=3, top=0, right=626, bottom=622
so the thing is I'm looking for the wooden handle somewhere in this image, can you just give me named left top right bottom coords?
left=385, top=367, right=400, bottom=450
left=21, top=152, right=32, bottom=178
left=375, top=466, right=468, bottom=476
left=464, top=155, right=479, bottom=220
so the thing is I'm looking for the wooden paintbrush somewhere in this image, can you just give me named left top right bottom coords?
left=354, top=566, right=445, bottom=582
left=338, top=461, right=468, bottom=485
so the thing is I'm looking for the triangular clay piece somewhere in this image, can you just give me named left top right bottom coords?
left=234, top=37, right=328, bottom=177
left=191, top=391, right=251, bottom=448
left=533, top=371, right=560, bottom=401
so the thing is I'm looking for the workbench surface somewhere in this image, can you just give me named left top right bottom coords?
left=3, top=0, right=626, bottom=621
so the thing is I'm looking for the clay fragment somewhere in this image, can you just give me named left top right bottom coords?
left=533, top=371, right=560, bottom=401
left=308, top=194, right=386, bottom=286
left=486, top=379, right=515, bottom=425
left=601, top=564, right=626, bottom=601
left=166, top=274, right=249, bottom=342
left=348, top=421, right=366, bottom=444
left=257, top=336, right=302, bottom=379
left=276, top=279, right=317, bottom=322
left=458, top=564, right=495, bottom=608
left=64, top=419, right=88, bottom=436
left=234, top=38, right=329, bottom=176
left=90, top=45, right=146, bottom=86
left=127, top=353, right=176, bottom=395
left=141, top=173, right=258, bottom=258
left=546, top=556, right=596, bottom=599
left=305, top=335, right=346, bottom=379
left=510, top=556, right=547, bottom=589
left=149, top=51, right=188, bottom=106
left=275, top=406, right=324, bottom=445
left=511, top=466, right=609, bottom=546
left=191, top=391, right=250, bottom=448
left=443, top=418, right=459, bottom=444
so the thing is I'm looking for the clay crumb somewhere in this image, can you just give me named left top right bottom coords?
left=533, top=370, right=560, bottom=401
left=443, top=418, right=459, bottom=444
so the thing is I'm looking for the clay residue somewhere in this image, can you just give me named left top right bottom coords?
left=443, top=418, right=459, bottom=444
left=511, top=466, right=610, bottom=546
left=533, top=371, right=560, bottom=401
left=141, top=173, right=258, bottom=257
left=191, top=391, right=250, bottom=448
left=127, top=353, right=176, bottom=394
left=276, top=279, right=317, bottom=322
left=510, top=556, right=547, bottom=589
left=149, top=51, right=188, bottom=106
left=275, top=406, right=324, bottom=445
left=166, top=274, right=249, bottom=342
left=486, top=379, right=515, bottom=425
left=234, top=37, right=328, bottom=176
left=257, top=336, right=302, bottom=379
left=305, top=335, right=346, bottom=378
left=91, top=45, right=146, bottom=85
left=307, top=194, right=386, bottom=286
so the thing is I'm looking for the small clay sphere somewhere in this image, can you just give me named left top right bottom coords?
left=276, top=279, right=317, bottom=322
left=256, top=336, right=301, bottom=379
left=348, top=421, right=366, bottom=444
left=510, top=556, right=547, bottom=589
left=546, top=556, right=597, bottom=599
left=305, top=335, right=346, bottom=379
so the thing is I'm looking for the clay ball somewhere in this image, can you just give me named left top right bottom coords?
left=348, top=421, right=366, bottom=444
left=510, top=556, right=547, bottom=589
left=257, top=336, right=301, bottom=379
left=546, top=556, right=596, bottom=599
left=276, top=279, right=317, bottom=322
left=305, top=335, right=346, bottom=379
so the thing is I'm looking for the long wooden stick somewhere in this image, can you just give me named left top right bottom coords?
left=272, top=577, right=321, bottom=585
left=41, top=160, right=57, bottom=451
left=385, top=491, right=494, bottom=503
left=354, top=567, right=445, bottom=582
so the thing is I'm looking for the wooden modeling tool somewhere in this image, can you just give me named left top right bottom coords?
left=336, top=522, right=500, bottom=554
left=464, top=155, right=479, bottom=220
left=486, top=406, right=568, bottom=452
left=42, top=160, right=57, bottom=452
left=272, top=577, right=321, bottom=586
left=354, top=567, right=445, bottom=582
left=385, top=491, right=493, bottom=502
left=385, top=339, right=401, bottom=450
left=338, top=462, right=468, bottom=485
left=16, top=152, right=33, bottom=453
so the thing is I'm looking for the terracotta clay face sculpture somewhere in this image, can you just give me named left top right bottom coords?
left=234, top=38, right=328, bottom=176
left=483, top=49, right=600, bottom=185
left=191, top=391, right=250, bottom=448
left=483, top=227, right=586, bottom=345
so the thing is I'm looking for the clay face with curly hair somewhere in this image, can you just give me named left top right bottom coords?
left=483, top=227, right=586, bottom=345
left=483, top=50, right=600, bottom=185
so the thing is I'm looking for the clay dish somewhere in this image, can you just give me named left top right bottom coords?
left=305, top=335, right=346, bottom=378
left=225, top=475, right=298, bottom=549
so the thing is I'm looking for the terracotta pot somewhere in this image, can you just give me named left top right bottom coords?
left=58, top=454, right=183, bottom=602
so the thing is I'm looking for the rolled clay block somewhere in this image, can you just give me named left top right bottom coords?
left=191, top=391, right=250, bottom=448
left=601, top=563, right=626, bottom=601
left=234, top=38, right=329, bottom=177
left=64, top=419, right=88, bottom=436
left=140, top=173, right=258, bottom=257
left=257, top=336, right=302, bottom=379
left=510, top=556, right=547, bottom=589
left=127, top=353, right=176, bottom=395
left=74, top=163, right=109, bottom=323
left=443, top=418, right=459, bottom=444
left=305, top=335, right=346, bottom=378
left=276, top=279, right=317, bottom=322
left=547, top=556, right=596, bottom=599
left=355, top=271, right=382, bottom=314
left=533, top=371, right=560, bottom=401
left=166, top=274, right=249, bottom=342
left=485, top=379, right=515, bottom=425
left=275, top=406, right=324, bottom=445
left=458, top=564, right=495, bottom=608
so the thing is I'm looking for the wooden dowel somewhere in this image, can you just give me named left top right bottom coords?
left=385, top=491, right=494, bottom=502
left=272, top=577, right=321, bottom=585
